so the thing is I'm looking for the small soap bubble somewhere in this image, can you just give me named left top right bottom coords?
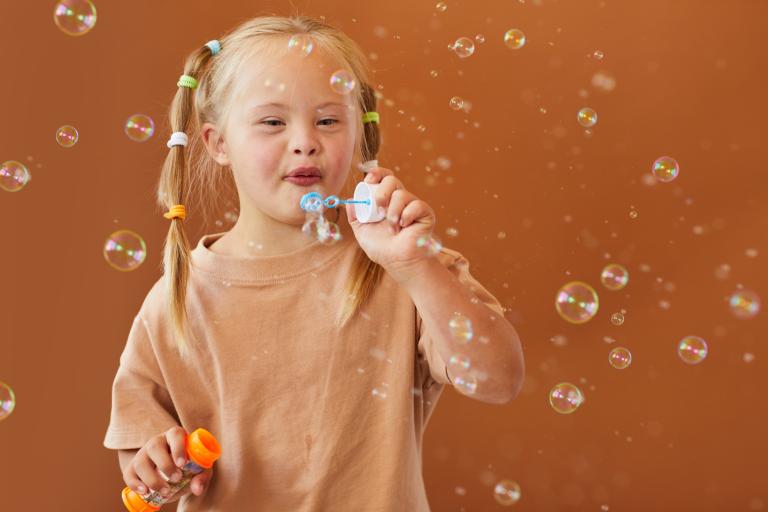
left=609, top=347, right=632, bottom=369
left=430, top=70, right=439, bottom=78
left=555, top=281, right=599, bottom=324
left=449, top=313, right=474, bottom=344
left=416, top=234, right=443, bottom=256
left=416, top=124, right=427, bottom=133
left=592, top=71, right=617, bottom=92
left=287, top=34, right=313, bottom=56
left=435, top=1, right=448, bottom=12
left=371, top=383, right=389, bottom=400
left=549, top=382, right=584, bottom=414
left=451, top=37, right=475, bottom=58
left=714, top=263, right=731, bottom=280
left=503, top=29, right=526, bottom=50
left=103, top=230, right=147, bottom=271
left=445, top=227, right=459, bottom=237
left=729, top=290, right=761, bottom=319
left=0, top=160, right=31, bottom=192
left=493, top=479, right=521, bottom=506
left=329, top=70, right=356, bottom=94
left=652, top=156, right=679, bottom=182
left=56, top=125, right=79, bottom=147
left=475, top=34, right=486, bottom=43
left=592, top=50, right=605, bottom=60
left=600, top=264, right=629, bottom=291
left=610, top=312, right=625, bottom=326
left=0, top=382, right=16, bottom=422
left=54, top=0, right=97, bottom=37
left=125, top=114, right=155, bottom=142
left=629, top=208, right=639, bottom=219
left=577, top=107, right=598, bottom=127
left=677, top=335, right=708, bottom=364
left=449, top=96, right=465, bottom=110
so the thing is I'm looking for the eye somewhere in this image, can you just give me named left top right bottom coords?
left=318, top=118, right=339, bottom=126
left=261, top=119, right=284, bottom=127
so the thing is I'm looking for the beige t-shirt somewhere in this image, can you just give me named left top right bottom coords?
left=104, top=227, right=504, bottom=511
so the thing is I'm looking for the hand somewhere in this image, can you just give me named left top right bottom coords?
left=345, top=167, right=438, bottom=281
left=122, top=426, right=212, bottom=503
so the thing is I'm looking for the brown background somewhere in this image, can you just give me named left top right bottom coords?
left=1, top=0, right=766, bottom=510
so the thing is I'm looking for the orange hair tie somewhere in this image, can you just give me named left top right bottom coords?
left=163, top=204, right=186, bottom=221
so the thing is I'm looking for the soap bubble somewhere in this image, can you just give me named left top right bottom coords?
left=125, top=114, right=155, bottom=142
left=652, top=156, right=679, bottom=182
left=416, top=234, right=443, bottom=256
left=591, top=50, right=605, bottom=60
left=329, top=70, right=356, bottom=94
left=449, top=96, right=464, bottom=111
left=577, top=107, right=598, bottom=127
left=317, top=221, right=342, bottom=245
left=454, top=373, right=478, bottom=395
left=0, top=382, right=16, bottom=422
left=729, top=290, right=761, bottom=319
left=503, top=29, right=526, bottom=50
left=591, top=71, right=617, bottom=92
left=56, top=125, right=79, bottom=147
left=555, top=281, right=599, bottom=324
left=451, top=37, right=475, bottom=58
left=677, top=335, right=708, bottom=364
left=600, top=264, right=629, bottom=290
left=549, top=382, right=584, bottom=414
left=435, top=1, right=448, bottom=12
left=448, top=354, right=471, bottom=373
left=287, top=34, right=313, bottom=56
left=449, top=314, right=473, bottom=344
left=103, top=230, right=147, bottom=271
left=493, top=479, right=522, bottom=506
left=610, top=312, right=625, bottom=326
left=371, top=383, right=389, bottom=400
left=53, top=0, right=97, bottom=37
left=609, top=347, right=632, bottom=369
left=1, top=160, right=31, bottom=192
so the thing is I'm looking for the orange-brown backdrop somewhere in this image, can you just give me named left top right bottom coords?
left=1, top=1, right=766, bottom=510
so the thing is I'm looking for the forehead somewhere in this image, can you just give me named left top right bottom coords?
left=234, top=36, right=358, bottom=110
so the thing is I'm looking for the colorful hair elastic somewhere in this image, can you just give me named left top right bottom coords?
left=177, top=75, right=198, bottom=89
left=362, top=111, right=380, bottom=124
left=166, top=132, right=189, bottom=148
left=163, top=204, right=186, bottom=221
left=205, top=40, right=221, bottom=55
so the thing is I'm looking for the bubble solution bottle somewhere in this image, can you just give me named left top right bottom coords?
left=121, top=428, right=222, bottom=512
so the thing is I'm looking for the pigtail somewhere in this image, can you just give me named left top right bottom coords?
left=336, top=82, right=385, bottom=328
left=158, top=43, right=218, bottom=355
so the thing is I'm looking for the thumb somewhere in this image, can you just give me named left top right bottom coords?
left=190, top=468, right=213, bottom=496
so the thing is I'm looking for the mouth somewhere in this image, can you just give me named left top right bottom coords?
left=283, top=166, right=322, bottom=186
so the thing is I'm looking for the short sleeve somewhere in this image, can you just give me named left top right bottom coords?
left=103, top=314, right=180, bottom=450
left=416, top=247, right=506, bottom=388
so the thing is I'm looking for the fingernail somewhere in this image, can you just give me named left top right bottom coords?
left=170, top=470, right=182, bottom=483
left=137, top=485, right=147, bottom=494
left=399, top=218, right=406, bottom=227
left=176, top=457, right=186, bottom=467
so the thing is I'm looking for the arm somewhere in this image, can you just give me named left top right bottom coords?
left=393, top=257, right=525, bottom=405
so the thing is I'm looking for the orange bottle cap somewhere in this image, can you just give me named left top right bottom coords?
left=186, top=428, right=222, bottom=469
left=122, top=487, right=160, bottom=512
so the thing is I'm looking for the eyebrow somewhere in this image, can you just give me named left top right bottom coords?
left=250, top=101, right=348, bottom=110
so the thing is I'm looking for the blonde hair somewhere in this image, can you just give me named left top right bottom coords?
left=158, top=16, right=384, bottom=354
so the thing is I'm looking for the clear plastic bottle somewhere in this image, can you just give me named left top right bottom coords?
left=121, top=428, right=222, bottom=512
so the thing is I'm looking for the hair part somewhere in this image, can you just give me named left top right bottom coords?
left=157, top=16, right=384, bottom=354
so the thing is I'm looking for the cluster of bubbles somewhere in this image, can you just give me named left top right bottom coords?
left=446, top=313, right=479, bottom=395
left=300, top=192, right=343, bottom=245
left=0, top=381, right=15, bottom=422
left=53, top=0, right=97, bottom=37
left=449, top=28, right=526, bottom=58
left=103, top=230, right=147, bottom=272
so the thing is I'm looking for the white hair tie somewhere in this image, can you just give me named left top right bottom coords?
left=167, top=132, right=189, bottom=148
left=358, top=159, right=379, bottom=172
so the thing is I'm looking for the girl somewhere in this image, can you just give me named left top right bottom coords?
left=104, top=15, right=524, bottom=512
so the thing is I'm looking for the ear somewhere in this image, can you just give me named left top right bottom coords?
left=201, top=122, right=231, bottom=166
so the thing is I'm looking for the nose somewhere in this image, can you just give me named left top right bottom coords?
left=291, top=123, right=319, bottom=156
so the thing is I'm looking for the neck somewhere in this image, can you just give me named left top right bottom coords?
left=210, top=204, right=349, bottom=258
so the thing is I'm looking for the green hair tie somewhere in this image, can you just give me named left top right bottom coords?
left=362, top=111, right=380, bottom=124
left=177, top=74, right=198, bottom=89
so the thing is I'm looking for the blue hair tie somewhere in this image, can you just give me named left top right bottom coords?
left=205, top=40, right=222, bottom=56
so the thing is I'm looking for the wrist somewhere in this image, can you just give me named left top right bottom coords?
left=385, top=256, right=444, bottom=288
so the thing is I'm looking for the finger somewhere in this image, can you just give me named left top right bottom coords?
left=147, top=435, right=183, bottom=484
left=190, top=469, right=213, bottom=496
left=374, top=175, right=405, bottom=210
left=386, top=189, right=414, bottom=229
left=123, top=465, right=149, bottom=496
left=345, top=201, right=358, bottom=224
left=165, top=426, right=189, bottom=468
left=400, top=199, right=435, bottom=228
left=364, top=166, right=394, bottom=184
left=134, top=452, right=173, bottom=496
